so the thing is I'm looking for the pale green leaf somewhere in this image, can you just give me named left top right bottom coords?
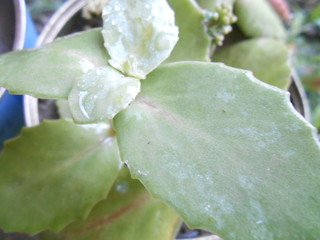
left=38, top=167, right=181, bottom=240
left=56, top=100, right=116, bottom=142
left=0, top=29, right=108, bottom=99
left=212, top=38, right=291, bottom=89
left=165, top=0, right=211, bottom=62
left=114, top=62, right=320, bottom=239
left=68, top=66, right=140, bottom=123
left=0, top=120, right=122, bottom=234
left=235, top=0, right=286, bottom=39
left=102, top=0, right=178, bottom=79
left=56, top=100, right=73, bottom=120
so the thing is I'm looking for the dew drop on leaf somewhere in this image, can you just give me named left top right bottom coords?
left=68, top=66, right=141, bottom=123
left=101, top=0, right=179, bottom=79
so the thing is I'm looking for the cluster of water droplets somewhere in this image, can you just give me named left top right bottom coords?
left=68, top=66, right=140, bottom=123
left=69, top=0, right=179, bottom=123
left=101, top=0, right=179, bottom=79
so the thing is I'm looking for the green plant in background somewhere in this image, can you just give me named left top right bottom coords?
left=0, top=0, right=319, bottom=239
left=287, top=0, right=320, bottom=131
left=26, top=0, right=64, bottom=15
left=26, top=0, right=64, bottom=32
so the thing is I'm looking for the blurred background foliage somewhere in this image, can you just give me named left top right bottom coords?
left=26, top=0, right=63, bottom=32
left=286, top=0, right=320, bottom=130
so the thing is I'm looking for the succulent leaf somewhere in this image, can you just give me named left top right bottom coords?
left=114, top=62, right=320, bottom=240
left=0, top=29, right=108, bottom=99
left=102, top=0, right=179, bottom=79
left=235, top=0, right=286, bottom=39
left=0, top=120, right=122, bottom=234
left=38, top=168, right=181, bottom=240
left=165, top=0, right=211, bottom=62
left=68, top=66, right=140, bottom=123
left=212, top=38, right=291, bottom=89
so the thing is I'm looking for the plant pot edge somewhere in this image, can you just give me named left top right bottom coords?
left=0, top=0, right=26, bottom=99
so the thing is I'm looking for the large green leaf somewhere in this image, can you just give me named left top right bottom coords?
left=0, top=29, right=109, bottom=99
left=165, top=0, right=211, bottom=62
left=114, top=62, right=320, bottom=239
left=235, top=0, right=286, bottom=39
left=212, top=38, right=291, bottom=89
left=38, top=167, right=181, bottom=240
left=0, top=120, right=122, bottom=234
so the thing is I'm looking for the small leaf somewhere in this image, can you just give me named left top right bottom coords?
left=38, top=168, right=181, bottom=240
left=68, top=66, right=140, bottom=123
left=0, top=120, right=122, bottom=234
left=0, top=29, right=109, bottom=99
left=311, top=4, right=320, bottom=21
left=114, top=62, right=320, bottom=239
left=101, top=0, right=178, bottom=78
left=165, top=0, right=211, bottom=62
left=212, top=38, right=291, bottom=89
left=235, top=0, right=286, bottom=39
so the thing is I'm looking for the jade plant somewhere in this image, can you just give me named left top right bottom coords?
left=0, top=0, right=319, bottom=239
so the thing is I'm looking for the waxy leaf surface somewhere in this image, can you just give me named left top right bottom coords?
left=102, top=0, right=178, bottom=78
left=0, top=120, right=122, bottom=234
left=68, top=66, right=140, bottom=123
left=213, top=38, right=291, bottom=89
left=235, top=0, right=286, bottom=39
left=114, top=62, right=320, bottom=239
left=0, top=29, right=108, bottom=99
left=165, top=0, right=211, bottom=62
left=39, top=168, right=181, bottom=240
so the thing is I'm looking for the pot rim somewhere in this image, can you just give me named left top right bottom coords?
left=0, top=0, right=26, bottom=99
left=13, top=0, right=26, bottom=50
left=24, top=0, right=87, bottom=127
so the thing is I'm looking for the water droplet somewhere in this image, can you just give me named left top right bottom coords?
left=104, top=6, right=112, bottom=15
left=137, top=170, right=148, bottom=176
left=155, top=33, right=171, bottom=50
left=205, top=204, right=212, bottom=212
left=124, top=160, right=129, bottom=166
left=223, top=25, right=232, bottom=34
left=115, top=180, right=128, bottom=194
left=212, top=12, right=219, bottom=20
left=256, top=220, right=264, bottom=225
